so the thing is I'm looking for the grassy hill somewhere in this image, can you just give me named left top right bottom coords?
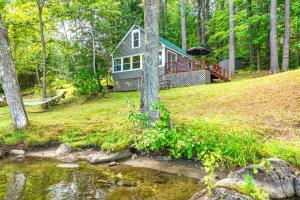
left=0, top=69, right=299, bottom=166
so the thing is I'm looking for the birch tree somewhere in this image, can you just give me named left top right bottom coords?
left=0, top=15, right=28, bottom=129
left=270, top=0, right=279, bottom=74
left=180, top=0, right=187, bottom=51
left=141, top=0, right=160, bottom=121
left=229, top=0, right=235, bottom=74
left=282, top=0, right=290, bottom=71
left=37, top=0, right=47, bottom=98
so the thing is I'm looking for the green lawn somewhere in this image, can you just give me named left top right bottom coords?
left=0, top=69, right=299, bottom=165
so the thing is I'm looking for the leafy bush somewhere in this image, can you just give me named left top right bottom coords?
left=74, top=68, right=101, bottom=96
left=130, top=103, right=262, bottom=167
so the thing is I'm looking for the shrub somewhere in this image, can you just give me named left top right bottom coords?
left=74, top=68, right=101, bottom=96
left=130, top=103, right=262, bottom=167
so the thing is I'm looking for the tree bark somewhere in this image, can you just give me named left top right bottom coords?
left=37, top=0, right=47, bottom=98
left=247, top=0, right=255, bottom=68
left=256, top=45, right=261, bottom=70
left=229, top=0, right=235, bottom=74
left=91, top=25, right=96, bottom=76
left=141, top=0, right=160, bottom=121
left=180, top=0, right=187, bottom=51
left=0, top=15, right=28, bottom=129
left=282, top=0, right=290, bottom=71
left=35, top=64, right=41, bottom=86
left=198, top=0, right=205, bottom=44
left=269, top=0, right=279, bottom=74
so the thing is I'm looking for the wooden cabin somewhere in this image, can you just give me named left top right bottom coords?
left=110, top=25, right=228, bottom=92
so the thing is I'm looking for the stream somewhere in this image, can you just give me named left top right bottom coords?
left=0, top=157, right=201, bottom=200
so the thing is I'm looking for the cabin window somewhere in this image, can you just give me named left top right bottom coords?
left=167, top=51, right=177, bottom=63
left=132, top=30, right=140, bottom=48
left=123, top=57, right=131, bottom=70
left=159, top=52, right=162, bottom=66
left=114, top=58, right=121, bottom=72
left=132, top=55, right=141, bottom=69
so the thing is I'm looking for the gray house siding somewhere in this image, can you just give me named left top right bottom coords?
left=113, top=27, right=163, bottom=58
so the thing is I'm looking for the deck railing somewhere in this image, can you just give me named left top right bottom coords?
left=165, top=60, right=198, bottom=74
left=165, top=58, right=230, bottom=81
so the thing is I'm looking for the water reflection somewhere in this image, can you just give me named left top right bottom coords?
left=5, top=173, right=26, bottom=200
left=0, top=157, right=200, bottom=200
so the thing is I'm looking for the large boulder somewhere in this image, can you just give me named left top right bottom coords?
left=56, top=143, right=72, bottom=156
left=190, top=158, right=300, bottom=200
left=227, top=158, right=298, bottom=199
left=190, top=188, right=253, bottom=200
left=86, top=150, right=131, bottom=164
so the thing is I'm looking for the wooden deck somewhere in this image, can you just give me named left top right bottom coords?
left=165, top=58, right=230, bottom=82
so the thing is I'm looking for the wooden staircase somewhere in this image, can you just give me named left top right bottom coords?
left=194, top=59, right=230, bottom=82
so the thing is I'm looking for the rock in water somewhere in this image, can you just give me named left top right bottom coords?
left=108, top=162, right=119, bottom=167
left=9, top=149, right=25, bottom=155
left=87, top=150, right=131, bottom=164
left=56, top=163, right=79, bottom=169
left=57, top=155, right=79, bottom=163
left=56, top=143, right=72, bottom=156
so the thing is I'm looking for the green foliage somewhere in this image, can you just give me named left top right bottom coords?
left=74, top=68, right=101, bottom=96
left=0, top=131, right=24, bottom=145
left=131, top=103, right=262, bottom=167
left=202, top=149, right=223, bottom=195
left=265, top=141, right=300, bottom=167
left=239, top=174, right=269, bottom=200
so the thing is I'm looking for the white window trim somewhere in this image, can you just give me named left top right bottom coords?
left=123, top=56, right=132, bottom=71
left=131, top=29, right=140, bottom=49
left=113, top=57, right=122, bottom=72
left=112, top=53, right=144, bottom=73
left=167, top=50, right=177, bottom=63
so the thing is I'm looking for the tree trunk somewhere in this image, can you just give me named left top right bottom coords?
left=256, top=45, right=261, bottom=70
left=180, top=0, right=187, bottom=51
left=282, top=0, right=290, bottom=71
left=141, top=0, right=160, bottom=121
left=247, top=0, right=255, bottom=68
left=229, top=0, right=235, bottom=74
left=37, top=0, right=47, bottom=98
left=0, top=15, right=28, bottom=129
left=35, top=64, right=41, bottom=86
left=91, top=26, right=96, bottom=76
left=297, top=20, right=300, bottom=67
left=198, top=0, right=205, bottom=44
left=269, top=0, right=279, bottom=74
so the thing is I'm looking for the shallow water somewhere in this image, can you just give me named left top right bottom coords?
left=0, top=157, right=201, bottom=200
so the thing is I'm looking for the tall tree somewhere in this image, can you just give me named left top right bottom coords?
left=180, top=0, right=187, bottom=50
left=0, top=15, right=28, bottom=129
left=141, top=0, right=160, bottom=121
left=229, top=0, right=235, bottom=74
left=247, top=0, right=255, bottom=68
left=198, top=0, right=205, bottom=44
left=269, top=0, right=279, bottom=74
left=37, top=0, right=47, bottom=98
left=282, top=0, right=290, bottom=71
